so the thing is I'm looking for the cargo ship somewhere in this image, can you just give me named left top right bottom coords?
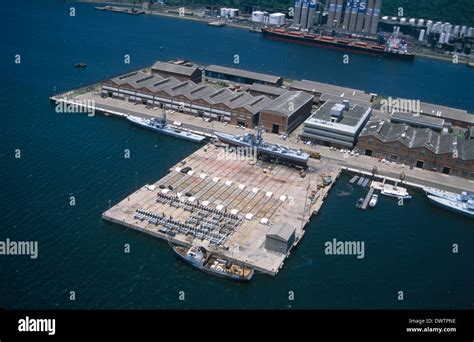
left=171, top=244, right=254, bottom=281
left=261, top=27, right=415, bottom=61
left=214, top=128, right=309, bottom=167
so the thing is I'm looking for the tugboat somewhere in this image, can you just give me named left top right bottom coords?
left=171, top=244, right=254, bottom=281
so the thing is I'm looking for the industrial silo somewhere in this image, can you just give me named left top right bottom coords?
left=342, top=0, right=351, bottom=30
left=326, top=0, right=336, bottom=27
left=307, top=1, right=317, bottom=29
left=300, top=0, right=310, bottom=29
left=355, top=0, right=368, bottom=32
left=294, top=0, right=303, bottom=26
left=369, top=0, right=382, bottom=34
left=362, top=0, right=374, bottom=33
left=334, top=0, right=344, bottom=27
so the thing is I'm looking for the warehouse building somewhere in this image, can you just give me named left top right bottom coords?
left=265, top=222, right=295, bottom=254
left=151, top=61, right=202, bottom=83
left=259, top=91, right=314, bottom=134
left=301, top=100, right=372, bottom=147
left=390, top=112, right=446, bottom=132
left=290, top=79, right=373, bottom=104
left=102, top=71, right=277, bottom=128
left=248, top=83, right=286, bottom=99
left=357, top=121, right=474, bottom=179
left=204, top=65, right=283, bottom=86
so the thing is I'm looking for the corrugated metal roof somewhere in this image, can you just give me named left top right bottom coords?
left=152, top=61, right=199, bottom=76
left=205, top=65, right=282, bottom=84
left=261, top=91, right=313, bottom=117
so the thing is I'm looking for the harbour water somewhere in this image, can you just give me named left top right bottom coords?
left=0, top=0, right=473, bottom=309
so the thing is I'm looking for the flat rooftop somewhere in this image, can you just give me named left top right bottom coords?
left=304, top=101, right=372, bottom=134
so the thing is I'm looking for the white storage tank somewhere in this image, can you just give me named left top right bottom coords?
left=400, top=18, right=406, bottom=24
left=409, top=18, right=416, bottom=25
left=228, top=8, right=239, bottom=17
left=438, top=32, right=445, bottom=44
left=467, top=27, right=474, bottom=37
left=444, top=33, right=451, bottom=44
left=251, top=11, right=265, bottom=23
left=269, top=13, right=286, bottom=26
left=461, top=26, right=467, bottom=36
left=453, top=25, right=460, bottom=36
left=426, top=21, right=432, bottom=34
left=417, top=19, right=424, bottom=26
left=418, top=29, right=425, bottom=41
left=269, top=13, right=280, bottom=25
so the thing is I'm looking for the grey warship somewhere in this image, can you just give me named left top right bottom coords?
left=214, top=127, right=309, bottom=167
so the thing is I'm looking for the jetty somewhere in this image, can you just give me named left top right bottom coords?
left=103, top=143, right=340, bottom=276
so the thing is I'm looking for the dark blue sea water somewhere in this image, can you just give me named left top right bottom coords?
left=0, top=0, right=473, bottom=309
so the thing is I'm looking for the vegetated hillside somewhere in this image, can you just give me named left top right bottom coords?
left=160, top=0, right=474, bottom=26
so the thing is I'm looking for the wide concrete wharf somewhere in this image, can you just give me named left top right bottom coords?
left=102, top=143, right=341, bottom=276
left=51, top=91, right=474, bottom=193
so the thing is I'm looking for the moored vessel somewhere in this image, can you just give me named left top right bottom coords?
left=369, top=194, right=378, bottom=208
left=171, top=244, right=254, bottom=281
left=427, top=195, right=474, bottom=219
left=214, top=128, right=309, bottom=167
left=261, top=27, right=415, bottom=61
left=127, top=115, right=206, bottom=143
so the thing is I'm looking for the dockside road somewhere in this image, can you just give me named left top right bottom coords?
left=54, top=92, right=474, bottom=194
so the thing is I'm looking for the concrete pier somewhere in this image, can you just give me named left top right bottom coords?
left=102, top=143, right=341, bottom=276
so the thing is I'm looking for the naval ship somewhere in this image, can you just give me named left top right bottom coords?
left=127, top=114, right=206, bottom=143
left=214, top=128, right=309, bottom=167
left=424, top=187, right=474, bottom=219
left=171, top=244, right=254, bottom=281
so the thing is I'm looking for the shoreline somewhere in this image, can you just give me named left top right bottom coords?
left=86, top=2, right=474, bottom=65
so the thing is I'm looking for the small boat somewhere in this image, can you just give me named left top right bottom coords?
left=74, top=63, right=87, bottom=68
left=355, top=198, right=364, bottom=208
left=171, top=244, right=254, bottom=281
left=369, top=194, right=378, bottom=208
left=468, top=62, right=474, bottom=68
left=380, top=184, right=412, bottom=200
